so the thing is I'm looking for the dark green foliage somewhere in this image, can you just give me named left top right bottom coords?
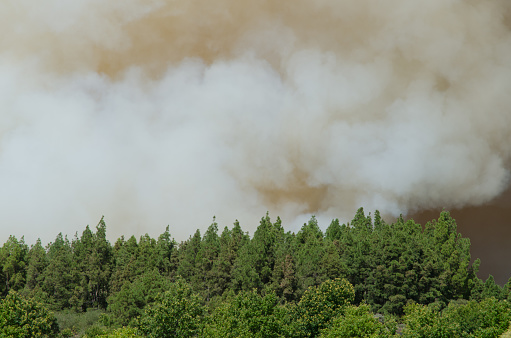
left=365, top=216, right=425, bottom=314
left=271, top=252, right=298, bottom=302
left=137, top=278, right=204, bottom=338
left=321, top=240, right=345, bottom=281
left=194, top=219, right=220, bottom=301
left=0, top=236, right=29, bottom=296
left=155, top=226, right=176, bottom=276
left=471, top=275, right=505, bottom=301
left=341, top=208, right=375, bottom=304
left=504, top=278, right=511, bottom=301
left=325, top=219, right=342, bottom=241
left=207, top=221, right=249, bottom=300
left=361, top=210, right=480, bottom=315
left=0, top=290, right=59, bottom=337
left=109, top=235, right=139, bottom=296
left=107, top=269, right=172, bottom=326
left=176, top=229, right=201, bottom=285
left=72, top=218, right=113, bottom=310
left=294, top=216, right=327, bottom=297
left=422, top=211, right=478, bottom=302
left=231, top=214, right=283, bottom=292
left=210, top=225, right=237, bottom=296
left=22, top=239, right=48, bottom=301
left=42, top=233, right=77, bottom=310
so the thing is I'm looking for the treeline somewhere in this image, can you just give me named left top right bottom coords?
left=1, top=209, right=510, bottom=336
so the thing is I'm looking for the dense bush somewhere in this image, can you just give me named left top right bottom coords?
left=319, top=304, right=396, bottom=338
left=401, top=297, right=511, bottom=338
left=137, top=278, right=203, bottom=338
left=204, top=289, right=295, bottom=337
left=107, top=269, right=172, bottom=326
left=97, top=327, right=140, bottom=337
left=55, top=308, right=106, bottom=336
left=0, top=290, right=59, bottom=337
left=295, top=278, right=355, bottom=337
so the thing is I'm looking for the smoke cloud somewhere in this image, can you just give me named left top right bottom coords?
left=1, top=0, right=511, bottom=245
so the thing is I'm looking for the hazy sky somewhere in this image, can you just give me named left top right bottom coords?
left=1, top=0, right=510, bottom=250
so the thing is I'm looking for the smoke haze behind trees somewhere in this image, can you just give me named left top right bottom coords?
left=1, top=0, right=510, bottom=260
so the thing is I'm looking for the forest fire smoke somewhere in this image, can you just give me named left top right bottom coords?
left=1, top=0, right=511, bottom=246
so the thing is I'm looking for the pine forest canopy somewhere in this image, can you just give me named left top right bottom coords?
left=1, top=208, right=511, bottom=337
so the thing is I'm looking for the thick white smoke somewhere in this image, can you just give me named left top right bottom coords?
left=1, top=0, right=511, bottom=244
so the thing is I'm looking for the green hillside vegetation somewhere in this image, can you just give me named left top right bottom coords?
left=1, top=209, right=510, bottom=337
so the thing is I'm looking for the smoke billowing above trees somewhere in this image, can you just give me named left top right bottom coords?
left=1, top=0, right=511, bottom=243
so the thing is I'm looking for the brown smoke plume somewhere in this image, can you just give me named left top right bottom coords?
left=1, top=0, right=511, bottom=258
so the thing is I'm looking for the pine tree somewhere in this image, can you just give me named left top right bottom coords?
left=109, top=235, right=139, bottom=296
left=155, top=226, right=176, bottom=276
left=195, top=218, right=220, bottom=301
left=294, top=216, right=326, bottom=297
left=325, top=219, right=342, bottom=241
left=272, top=253, right=297, bottom=302
left=0, top=236, right=28, bottom=296
left=423, top=211, right=478, bottom=302
left=72, top=218, right=113, bottom=310
left=213, top=221, right=249, bottom=296
left=232, top=213, right=283, bottom=292
left=22, top=239, right=48, bottom=301
left=342, top=208, right=374, bottom=304
left=321, top=239, right=345, bottom=281
left=42, top=233, right=76, bottom=310
left=176, top=229, right=201, bottom=287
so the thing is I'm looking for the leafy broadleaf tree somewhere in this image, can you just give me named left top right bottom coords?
left=401, top=298, right=511, bottom=338
left=319, top=304, right=395, bottom=338
left=295, top=278, right=355, bottom=337
left=137, top=278, right=204, bottom=338
left=204, top=289, right=295, bottom=337
left=0, top=290, right=59, bottom=337
left=97, top=327, right=140, bottom=337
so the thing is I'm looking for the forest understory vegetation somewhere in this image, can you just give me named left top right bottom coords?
left=1, top=208, right=510, bottom=337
